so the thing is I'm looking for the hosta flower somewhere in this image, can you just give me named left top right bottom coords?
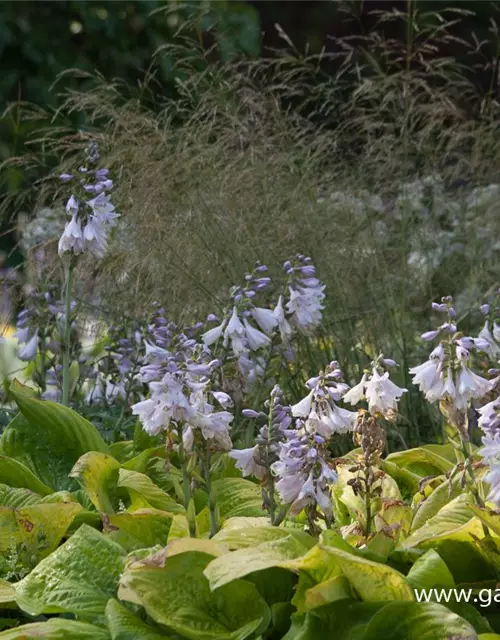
left=202, top=322, right=226, bottom=347
left=223, top=307, right=247, bottom=355
left=291, top=363, right=356, bottom=436
left=17, top=330, right=39, bottom=361
left=252, top=307, right=278, bottom=335
left=286, top=285, right=324, bottom=334
left=410, top=344, right=491, bottom=410
left=408, top=344, right=446, bottom=402
left=364, top=368, right=407, bottom=416
left=343, top=360, right=406, bottom=418
left=273, top=295, right=293, bottom=342
left=410, top=298, right=492, bottom=411
left=478, top=397, right=500, bottom=437
left=477, top=321, right=500, bottom=360
left=229, top=445, right=266, bottom=479
left=58, top=214, right=85, bottom=255
left=82, top=216, right=109, bottom=258
left=243, top=319, right=271, bottom=351
left=272, top=428, right=337, bottom=517
left=479, top=433, right=500, bottom=505
left=284, top=256, right=325, bottom=334
left=131, top=372, right=191, bottom=435
left=58, top=159, right=120, bottom=259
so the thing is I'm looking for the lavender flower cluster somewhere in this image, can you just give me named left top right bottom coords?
left=58, top=145, right=119, bottom=259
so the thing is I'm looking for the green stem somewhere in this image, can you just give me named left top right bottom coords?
left=266, top=406, right=277, bottom=525
left=61, top=261, right=74, bottom=406
left=364, top=477, right=372, bottom=538
left=178, top=431, right=196, bottom=538
left=204, top=447, right=219, bottom=538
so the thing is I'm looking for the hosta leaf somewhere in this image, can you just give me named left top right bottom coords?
left=0, top=456, right=52, bottom=495
left=164, top=537, right=229, bottom=557
left=69, top=452, right=121, bottom=514
left=0, top=502, right=81, bottom=560
left=213, top=525, right=315, bottom=550
left=107, top=508, right=173, bottom=551
left=0, top=580, right=15, bottom=605
left=406, top=549, right=455, bottom=590
left=105, top=599, right=169, bottom=639
left=381, top=460, right=420, bottom=499
left=0, top=620, right=110, bottom=639
left=212, top=478, right=263, bottom=519
left=363, top=601, right=478, bottom=639
left=468, top=504, right=500, bottom=536
left=411, top=476, right=462, bottom=532
left=402, top=494, right=480, bottom=548
left=0, top=484, right=42, bottom=508
left=15, top=524, right=125, bottom=618
left=119, top=550, right=270, bottom=640
left=204, top=535, right=312, bottom=590
left=282, top=600, right=477, bottom=640
left=386, top=447, right=454, bottom=477
left=117, top=469, right=184, bottom=514
left=318, top=542, right=414, bottom=602
left=282, top=601, right=382, bottom=640
left=0, top=387, right=108, bottom=491
left=109, top=441, right=135, bottom=463
left=121, top=447, right=165, bottom=473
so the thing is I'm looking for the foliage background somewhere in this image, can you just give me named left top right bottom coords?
left=1, top=0, right=500, bottom=448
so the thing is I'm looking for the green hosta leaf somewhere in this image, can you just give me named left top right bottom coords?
left=318, top=542, right=414, bottom=602
left=402, top=494, right=480, bottom=549
left=121, top=447, right=165, bottom=473
left=386, top=447, right=454, bottom=477
left=479, top=635, right=500, bottom=639
left=0, top=579, right=15, bottom=605
left=0, top=483, right=42, bottom=508
left=164, top=537, right=229, bottom=557
left=109, top=441, right=135, bottom=463
left=69, top=452, right=121, bottom=514
left=282, top=600, right=477, bottom=640
left=282, top=601, right=383, bottom=640
left=0, top=502, right=81, bottom=560
left=468, top=504, right=500, bottom=536
left=105, top=599, right=169, bottom=639
left=15, top=524, right=125, bottom=618
left=212, top=478, right=263, bottom=519
left=0, top=619, right=110, bottom=639
left=363, top=601, right=478, bottom=639
left=117, top=469, right=184, bottom=514
left=285, top=545, right=345, bottom=613
left=300, top=575, right=352, bottom=610
left=381, top=460, right=420, bottom=499
left=204, top=535, right=312, bottom=590
left=406, top=549, right=455, bottom=590
left=0, top=456, right=52, bottom=495
left=1, top=387, right=108, bottom=491
left=119, top=550, right=270, bottom=640
left=214, top=525, right=315, bottom=550
left=411, top=476, right=462, bottom=532
left=107, top=508, right=173, bottom=551
left=422, top=444, right=460, bottom=463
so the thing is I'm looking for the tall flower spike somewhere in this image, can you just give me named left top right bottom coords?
left=58, top=155, right=120, bottom=259
left=272, top=425, right=337, bottom=521
left=284, top=255, right=325, bottom=335
left=410, top=297, right=492, bottom=411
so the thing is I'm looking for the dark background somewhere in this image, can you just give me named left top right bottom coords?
left=0, top=1, right=497, bottom=214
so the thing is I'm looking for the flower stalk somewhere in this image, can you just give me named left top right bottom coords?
left=61, top=259, right=74, bottom=406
